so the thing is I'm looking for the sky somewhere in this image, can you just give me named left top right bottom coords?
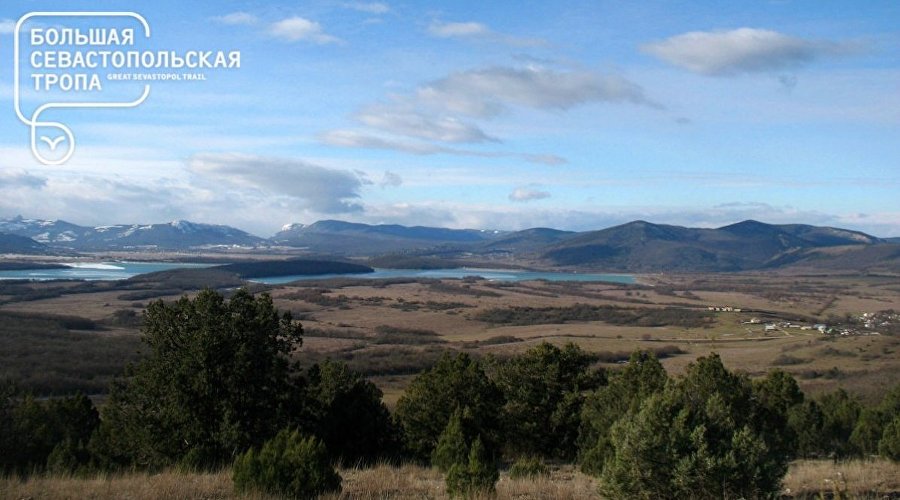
left=0, top=0, right=898, bottom=237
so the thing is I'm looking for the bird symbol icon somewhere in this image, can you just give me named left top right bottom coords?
left=40, top=135, right=67, bottom=151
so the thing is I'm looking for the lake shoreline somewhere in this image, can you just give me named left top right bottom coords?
left=0, top=260, right=635, bottom=285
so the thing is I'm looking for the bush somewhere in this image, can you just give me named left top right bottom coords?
left=432, top=408, right=470, bottom=472
left=879, top=415, right=900, bottom=462
left=304, top=360, right=400, bottom=465
left=599, top=354, right=789, bottom=499
left=495, top=342, right=601, bottom=460
left=394, top=352, right=502, bottom=461
left=1, top=389, right=99, bottom=475
left=445, top=438, right=498, bottom=498
left=578, top=350, right=667, bottom=475
left=818, top=389, right=862, bottom=458
left=508, top=456, right=549, bottom=478
left=233, top=429, right=341, bottom=499
left=752, top=369, right=804, bottom=460
left=853, top=384, right=900, bottom=459
left=788, top=399, right=826, bottom=458
left=93, top=289, right=304, bottom=470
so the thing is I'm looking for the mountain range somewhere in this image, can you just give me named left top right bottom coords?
left=1, top=215, right=898, bottom=273
left=271, top=220, right=497, bottom=254
left=0, top=216, right=263, bottom=251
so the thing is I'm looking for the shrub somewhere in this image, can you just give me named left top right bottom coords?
left=445, top=437, right=498, bottom=498
left=93, top=289, right=304, bottom=470
left=853, top=384, right=900, bottom=459
left=788, top=399, right=826, bottom=458
left=304, top=360, right=400, bottom=465
left=46, top=438, right=91, bottom=475
left=495, top=342, right=601, bottom=459
left=578, top=350, right=667, bottom=475
left=880, top=415, right=900, bottom=461
left=818, top=389, right=862, bottom=458
left=508, top=456, right=549, bottom=479
left=394, top=352, right=502, bottom=461
left=599, top=354, right=789, bottom=499
left=432, top=408, right=470, bottom=472
left=752, top=369, right=804, bottom=459
left=233, top=429, right=341, bottom=499
left=1, top=390, right=99, bottom=475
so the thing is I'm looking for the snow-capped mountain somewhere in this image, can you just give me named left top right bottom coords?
left=0, top=216, right=265, bottom=250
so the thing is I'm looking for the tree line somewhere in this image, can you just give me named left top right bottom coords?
left=1, top=289, right=899, bottom=498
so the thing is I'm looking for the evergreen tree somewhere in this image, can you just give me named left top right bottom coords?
left=578, top=350, right=667, bottom=475
left=818, top=389, right=862, bottom=459
left=879, top=415, right=900, bottom=462
left=852, top=384, right=900, bottom=458
left=394, top=352, right=502, bottom=461
left=233, top=429, right=341, bottom=498
left=788, top=399, right=826, bottom=458
left=432, top=408, right=470, bottom=472
left=93, top=289, right=304, bottom=469
left=600, top=354, right=789, bottom=499
left=494, top=342, right=601, bottom=459
left=304, top=360, right=399, bottom=465
left=752, top=369, right=804, bottom=459
left=1, top=390, right=98, bottom=475
left=445, top=437, right=498, bottom=498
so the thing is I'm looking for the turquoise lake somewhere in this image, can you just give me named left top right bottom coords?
left=0, top=262, right=634, bottom=284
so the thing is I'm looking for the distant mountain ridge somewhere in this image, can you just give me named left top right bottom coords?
left=271, top=219, right=503, bottom=254
left=0, top=216, right=264, bottom=250
left=1, top=215, right=897, bottom=273
left=0, top=233, right=48, bottom=254
left=541, top=220, right=889, bottom=272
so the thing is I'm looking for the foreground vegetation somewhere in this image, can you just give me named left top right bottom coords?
left=2, top=460, right=899, bottom=499
left=2, top=288, right=899, bottom=498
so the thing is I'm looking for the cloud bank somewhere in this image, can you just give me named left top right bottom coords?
left=643, top=28, right=857, bottom=75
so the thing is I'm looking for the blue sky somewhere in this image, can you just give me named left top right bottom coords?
left=0, top=0, right=898, bottom=237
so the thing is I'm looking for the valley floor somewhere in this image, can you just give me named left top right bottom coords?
left=3, top=272, right=899, bottom=403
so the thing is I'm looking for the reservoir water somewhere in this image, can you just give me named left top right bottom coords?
left=0, top=262, right=214, bottom=281
left=0, top=262, right=634, bottom=284
left=255, top=267, right=635, bottom=284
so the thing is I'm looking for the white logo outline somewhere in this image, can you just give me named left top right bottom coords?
left=14, top=12, right=152, bottom=165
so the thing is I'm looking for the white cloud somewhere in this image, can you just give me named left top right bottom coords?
left=379, top=171, right=402, bottom=188
left=0, top=174, right=194, bottom=228
left=269, top=17, right=341, bottom=44
left=356, top=104, right=496, bottom=143
left=319, top=129, right=567, bottom=165
left=320, top=130, right=442, bottom=154
left=428, top=21, right=490, bottom=38
left=427, top=20, right=544, bottom=47
left=188, top=153, right=363, bottom=213
left=213, top=12, right=259, bottom=26
left=0, top=169, right=47, bottom=189
left=418, top=66, right=659, bottom=117
left=642, top=28, right=857, bottom=76
left=509, top=187, right=551, bottom=202
left=341, top=2, right=390, bottom=14
left=337, top=65, right=657, bottom=156
left=522, top=154, right=567, bottom=166
left=0, top=19, right=15, bottom=35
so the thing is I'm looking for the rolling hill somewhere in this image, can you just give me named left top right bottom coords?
left=540, top=220, right=890, bottom=272
left=271, top=219, right=502, bottom=255
left=0, top=233, right=47, bottom=254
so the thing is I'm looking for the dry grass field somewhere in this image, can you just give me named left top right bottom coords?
left=2, top=271, right=899, bottom=402
left=2, top=460, right=898, bottom=499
